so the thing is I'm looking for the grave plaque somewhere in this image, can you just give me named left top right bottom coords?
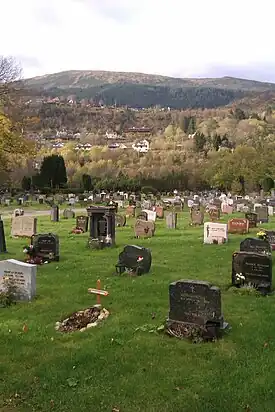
left=245, top=212, right=257, bottom=229
left=190, top=210, right=204, bottom=226
left=11, top=216, right=37, bottom=238
left=134, top=219, right=155, bottom=238
left=31, top=233, right=59, bottom=261
left=63, top=209, right=75, bottom=219
left=204, top=222, right=227, bottom=244
left=232, top=251, right=272, bottom=294
left=228, top=218, right=249, bottom=234
left=240, top=237, right=272, bottom=255
left=0, top=259, right=36, bottom=301
left=166, top=280, right=228, bottom=341
left=221, top=204, right=233, bottom=214
left=115, top=214, right=126, bottom=227
left=255, top=206, right=268, bottom=223
left=166, top=212, right=177, bottom=229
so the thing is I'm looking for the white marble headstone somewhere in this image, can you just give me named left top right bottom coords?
left=0, top=259, right=36, bottom=301
left=268, top=206, right=274, bottom=216
left=142, top=209, right=156, bottom=222
left=204, top=222, right=228, bottom=244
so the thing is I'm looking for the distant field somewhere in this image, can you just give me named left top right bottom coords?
left=1, top=212, right=275, bottom=412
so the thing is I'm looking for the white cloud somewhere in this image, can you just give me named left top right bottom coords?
left=1, top=0, right=275, bottom=80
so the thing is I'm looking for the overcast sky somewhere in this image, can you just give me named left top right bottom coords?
left=1, top=0, right=275, bottom=81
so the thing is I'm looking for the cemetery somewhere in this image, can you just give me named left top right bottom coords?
left=1, top=194, right=275, bottom=411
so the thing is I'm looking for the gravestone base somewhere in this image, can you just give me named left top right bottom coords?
left=87, top=237, right=115, bottom=250
left=166, top=319, right=228, bottom=343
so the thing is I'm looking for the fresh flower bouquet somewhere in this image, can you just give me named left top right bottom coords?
left=257, top=230, right=268, bottom=241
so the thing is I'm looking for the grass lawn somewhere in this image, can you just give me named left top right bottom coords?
left=1, top=212, right=275, bottom=412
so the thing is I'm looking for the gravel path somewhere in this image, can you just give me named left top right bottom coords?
left=0, top=208, right=87, bottom=220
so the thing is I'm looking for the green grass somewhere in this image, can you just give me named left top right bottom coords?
left=0, top=212, right=275, bottom=412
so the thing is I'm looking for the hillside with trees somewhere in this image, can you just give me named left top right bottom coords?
left=23, top=70, right=275, bottom=109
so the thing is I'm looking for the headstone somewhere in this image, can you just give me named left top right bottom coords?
left=240, top=238, right=272, bottom=255
left=221, top=203, right=233, bottom=214
left=155, top=206, right=164, bottom=219
left=232, top=251, right=272, bottom=294
left=143, top=209, right=156, bottom=222
left=166, top=212, right=177, bottom=229
left=51, top=205, right=59, bottom=222
left=166, top=280, right=228, bottom=341
left=264, top=230, right=275, bottom=251
left=228, top=218, right=249, bottom=234
left=87, top=206, right=116, bottom=249
left=245, top=212, right=257, bottom=229
left=190, top=210, right=204, bottom=226
left=115, top=245, right=152, bottom=275
left=13, top=208, right=24, bottom=217
left=115, top=214, right=126, bottom=227
left=204, top=222, right=227, bottom=244
left=63, top=209, right=75, bottom=219
left=31, top=233, right=60, bottom=261
left=0, top=259, right=36, bottom=301
left=208, top=206, right=220, bottom=222
left=0, top=219, right=7, bottom=253
left=11, top=216, right=37, bottom=238
left=134, top=219, right=155, bottom=238
left=255, top=206, right=268, bottom=223
left=76, top=215, right=88, bottom=232
left=268, top=206, right=274, bottom=216
left=126, top=205, right=135, bottom=217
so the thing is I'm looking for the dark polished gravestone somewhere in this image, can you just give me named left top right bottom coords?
left=0, top=218, right=7, bottom=253
left=245, top=212, right=257, bottom=229
left=31, top=233, right=60, bottom=262
left=264, top=230, right=275, bottom=251
left=232, top=251, right=272, bottom=294
left=255, top=206, right=268, bottom=223
left=166, top=280, right=228, bottom=342
left=240, top=238, right=272, bottom=255
left=76, top=215, right=88, bottom=232
left=87, top=206, right=116, bottom=249
left=51, top=205, right=59, bottom=222
left=115, top=214, right=126, bottom=227
left=115, top=245, right=152, bottom=275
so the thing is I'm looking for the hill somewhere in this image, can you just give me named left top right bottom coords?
left=23, top=70, right=275, bottom=109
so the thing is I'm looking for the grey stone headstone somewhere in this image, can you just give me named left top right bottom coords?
left=166, top=212, right=177, bottom=229
left=255, top=206, right=268, bottom=223
left=63, top=209, right=75, bottom=219
left=0, top=259, right=36, bottom=301
left=51, top=205, right=59, bottom=222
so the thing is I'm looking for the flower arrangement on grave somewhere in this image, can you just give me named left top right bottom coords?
left=23, top=245, right=44, bottom=265
left=235, top=273, right=246, bottom=285
left=71, top=226, right=84, bottom=234
left=257, top=230, right=268, bottom=241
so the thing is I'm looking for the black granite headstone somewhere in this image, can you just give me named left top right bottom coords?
left=76, top=215, right=88, bottom=232
left=240, top=238, right=271, bottom=255
left=232, top=251, right=272, bottom=294
left=115, top=245, right=151, bottom=275
left=245, top=212, right=257, bottom=229
left=31, top=233, right=59, bottom=261
left=264, top=230, right=275, bottom=251
left=166, top=280, right=228, bottom=341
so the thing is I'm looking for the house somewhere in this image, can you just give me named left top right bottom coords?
left=132, top=139, right=150, bottom=153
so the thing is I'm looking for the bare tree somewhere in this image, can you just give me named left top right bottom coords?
left=0, top=56, right=22, bottom=83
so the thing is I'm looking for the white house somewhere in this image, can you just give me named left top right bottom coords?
left=132, top=139, right=150, bottom=153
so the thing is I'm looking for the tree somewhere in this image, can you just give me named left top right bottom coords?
left=194, top=132, right=206, bottom=153
left=22, top=176, right=31, bottom=191
left=82, top=174, right=93, bottom=191
left=261, top=176, right=274, bottom=192
left=39, top=155, right=67, bottom=189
